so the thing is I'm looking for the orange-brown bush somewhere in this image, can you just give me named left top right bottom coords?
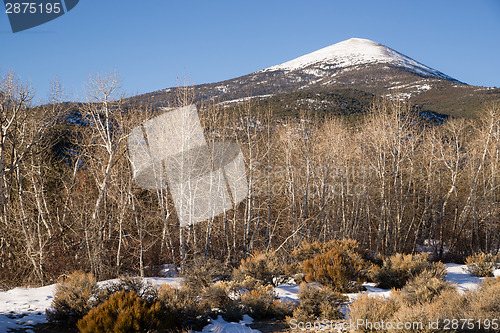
left=292, top=239, right=363, bottom=262
left=302, top=247, right=365, bottom=292
left=76, top=290, right=164, bottom=333
left=46, top=271, right=97, bottom=322
left=284, top=262, right=303, bottom=283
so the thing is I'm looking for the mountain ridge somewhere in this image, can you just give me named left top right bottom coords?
left=261, top=38, right=461, bottom=83
left=127, top=38, right=500, bottom=118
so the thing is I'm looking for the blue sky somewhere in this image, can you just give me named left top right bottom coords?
left=1, top=0, right=500, bottom=103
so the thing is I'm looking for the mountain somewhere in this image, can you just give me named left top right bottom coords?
left=128, top=38, right=500, bottom=118
left=262, top=38, right=459, bottom=82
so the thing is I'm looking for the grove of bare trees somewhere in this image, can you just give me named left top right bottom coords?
left=0, top=72, right=498, bottom=287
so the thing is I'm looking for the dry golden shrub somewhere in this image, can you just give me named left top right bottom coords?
left=374, top=253, right=441, bottom=289
left=465, top=252, right=499, bottom=277
left=348, top=294, right=398, bottom=333
left=395, top=269, right=454, bottom=306
left=234, top=251, right=284, bottom=286
left=240, top=284, right=294, bottom=319
left=46, top=271, right=97, bottom=322
left=303, top=247, right=365, bottom=292
left=292, top=239, right=362, bottom=262
left=77, top=290, right=164, bottom=333
left=158, top=284, right=210, bottom=330
left=466, top=277, right=500, bottom=325
left=294, top=283, right=346, bottom=321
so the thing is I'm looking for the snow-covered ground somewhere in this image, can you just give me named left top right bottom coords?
left=0, top=284, right=55, bottom=333
left=201, top=314, right=259, bottom=333
left=0, top=265, right=498, bottom=332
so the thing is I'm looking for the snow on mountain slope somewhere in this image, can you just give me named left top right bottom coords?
left=130, top=37, right=472, bottom=109
left=262, top=38, right=457, bottom=82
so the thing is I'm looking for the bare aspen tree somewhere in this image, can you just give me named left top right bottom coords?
left=434, top=118, right=470, bottom=255
left=233, top=101, right=258, bottom=252
left=364, top=100, right=390, bottom=254
left=276, top=119, right=300, bottom=248
left=0, top=73, right=34, bottom=224
left=480, top=105, right=500, bottom=252
left=464, top=104, right=500, bottom=252
left=0, top=73, right=63, bottom=284
left=80, top=72, right=130, bottom=278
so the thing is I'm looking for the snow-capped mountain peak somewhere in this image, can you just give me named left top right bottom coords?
left=262, top=38, right=457, bottom=82
left=131, top=37, right=471, bottom=110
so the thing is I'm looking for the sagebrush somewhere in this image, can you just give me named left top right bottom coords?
left=77, top=291, right=164, bottom=333
left=465, top=252, right=499, bottom=277
left=46, top=271, right=97, bottom=322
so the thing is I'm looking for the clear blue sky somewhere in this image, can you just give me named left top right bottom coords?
left=1, top=0, right=499, bottom=103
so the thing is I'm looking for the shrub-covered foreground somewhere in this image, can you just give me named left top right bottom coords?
left=47, top=257, right=295, bottom=331
left=46, top=240, right=499, bottom=332
left=350, top=275, right=500, bottom=333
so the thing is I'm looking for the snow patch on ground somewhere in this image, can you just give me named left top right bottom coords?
left=199, top=315, right=260, bottom=333
left=218, top=94, right=274, bottom=106
left=346, top=283, right=392, bottom=302
left=444, top=263, right=499, bottom=293
left=0, top=284, right=55, bottom=332
left=274, top=284, right=300, bottom=303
